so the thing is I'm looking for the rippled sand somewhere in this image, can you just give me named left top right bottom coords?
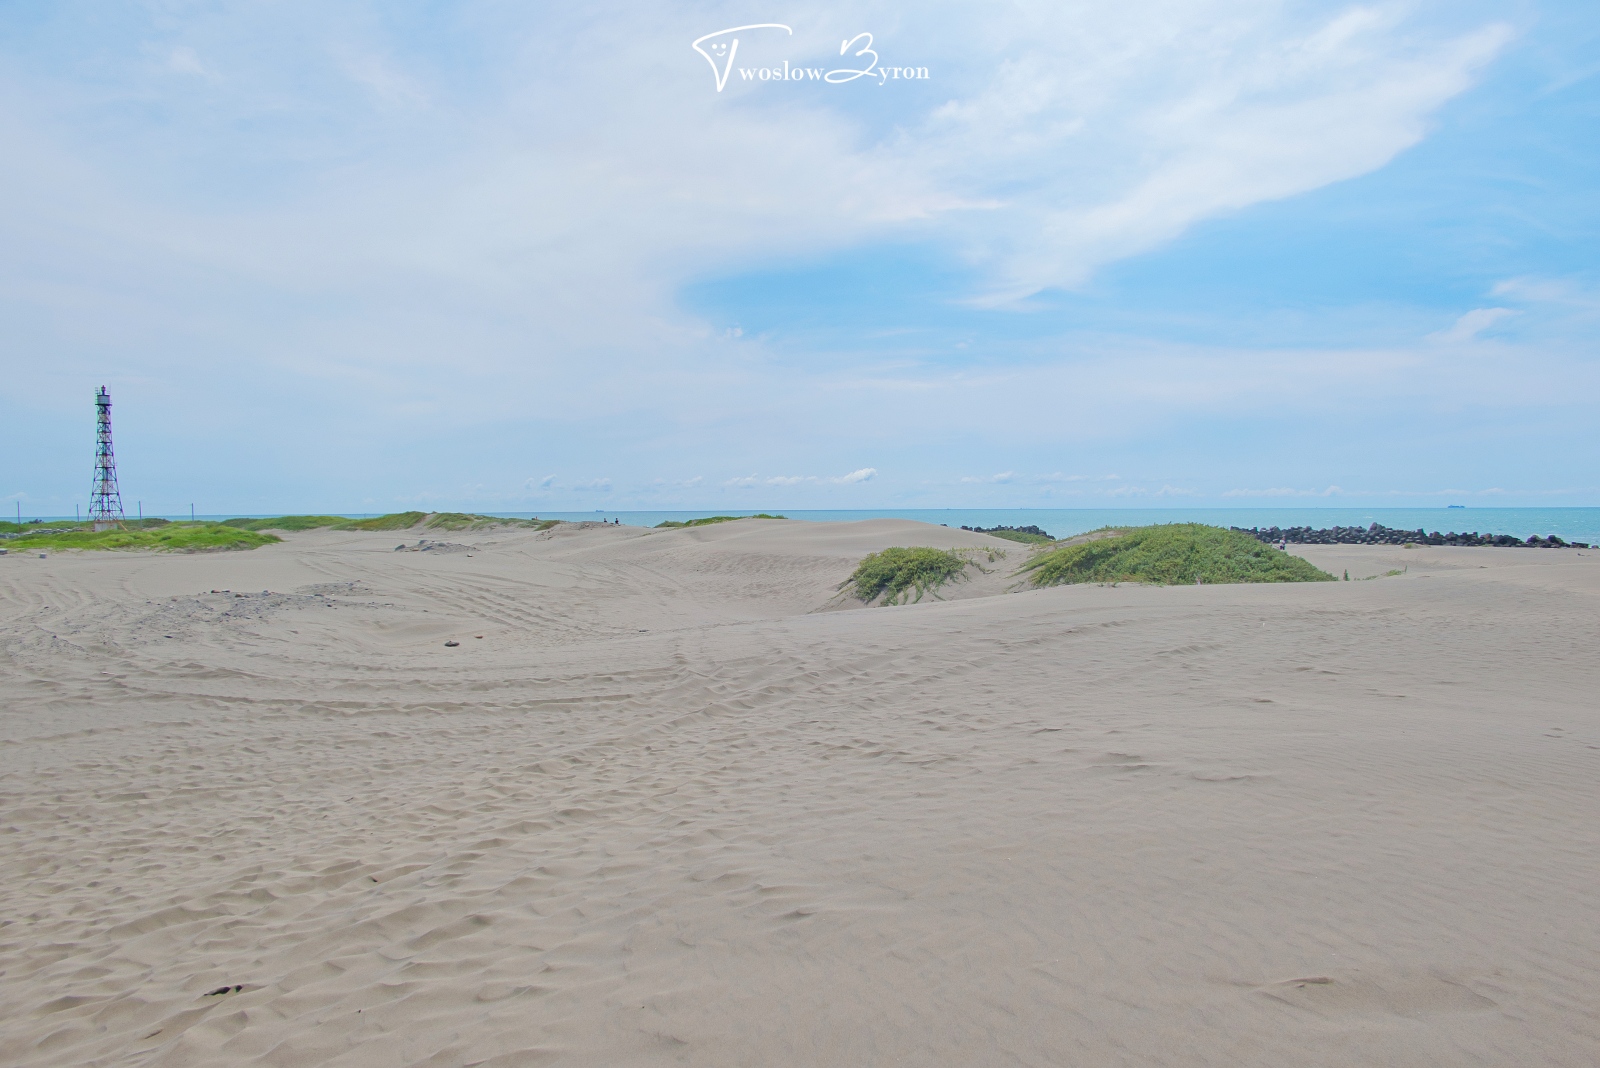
left=2, top=520, right=1598, bottom=1066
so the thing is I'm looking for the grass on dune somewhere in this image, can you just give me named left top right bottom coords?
left=847, top=546, right=974, bottom=605
left=1, top=521, right=79, bottom=535
left=419, top=512, right=559, bottom=532
left=220, top=512, right=559, bottom=532
left=339, top=511, right=430, bottom=531
left=6, top=522, right=280, bottom=553
left=222, top=515, right=353, bottom=532
left=1022, top=523, right=1335, bottom=586
left=5, top=511, right=557, bottom=547
left=979, top=528, right=1053, bottom=545
left=655, top=514, right=786, bottom=529
left=961, top=524, right=1055, bottom=545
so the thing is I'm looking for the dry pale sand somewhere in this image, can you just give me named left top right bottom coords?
left=2, top=518, right=1599, bottom=1067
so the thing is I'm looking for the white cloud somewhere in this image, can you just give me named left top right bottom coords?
left=166, top=46, right=211, bottom=78
left=913, top=4, right=1513, bottom=299
left=726, top=468, right=877, bottom=488
left=338, top=52, right=430, bottom=108
left=1221, top=485, right=1346, bottom=498
left=724, top=475, right=800, bottom=487
left=0, top=3, right=1555, bottom=510
left=1223, top=485, right=1523, bottom=499
left=1104, top=483, right=1202, bottom=498
left=0, top=2, right=1514, bottom=372
left=1490, top=277, right=1600, bottom=307
left=1428, top=307, right=1517, bottom=343
left=955, top=471, right=1125, bottom=487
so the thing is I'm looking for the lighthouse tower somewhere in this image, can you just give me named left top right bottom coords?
left=88, top=386, right=125, bottom=530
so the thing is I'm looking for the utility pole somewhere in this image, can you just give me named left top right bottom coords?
left=88, top=387, right=125, bottom=530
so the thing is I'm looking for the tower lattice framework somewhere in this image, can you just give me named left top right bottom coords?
left=88, top=386, right=125, bottom=527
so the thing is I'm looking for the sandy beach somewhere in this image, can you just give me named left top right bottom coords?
left=3, top=518, right=1599, bottom=1067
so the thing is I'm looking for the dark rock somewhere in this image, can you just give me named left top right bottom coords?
left=1234, top=523, right=1582, bottom=549
left=960, top=524, right=1053, bottom=538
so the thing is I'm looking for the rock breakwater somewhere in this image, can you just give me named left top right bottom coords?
left=1236, top=523, right=1589, bottom=549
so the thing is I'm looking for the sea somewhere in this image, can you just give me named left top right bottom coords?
left=521, top=508, right=1600, bottom=543
left=33, top=507, right=1597, bottom=544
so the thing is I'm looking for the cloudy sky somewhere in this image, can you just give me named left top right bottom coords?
left=2, top=1, right=1596, bottom=514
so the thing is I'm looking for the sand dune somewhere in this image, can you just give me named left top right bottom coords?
left=3, top=519, right=1599, bottom=1066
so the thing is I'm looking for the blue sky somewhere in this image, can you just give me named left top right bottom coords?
left=1, top=1, right=1597, bottom=514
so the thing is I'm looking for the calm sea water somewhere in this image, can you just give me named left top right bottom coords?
left=35, top=507, right=1594, bottom=543
left=524, top=508, right=1600, bottom=543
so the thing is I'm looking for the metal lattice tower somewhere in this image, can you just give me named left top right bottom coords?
left=88, top=386, right=125, bottom=529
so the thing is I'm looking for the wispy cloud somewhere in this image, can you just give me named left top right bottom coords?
left=1221, top=486, right=1534, bottom=499
left=1490, top=277, right=1600, bottom=309
left=1222, top=485, right=1347, bottom=498
left=1, top=3, right=1586, bottom=512
left=725, top=468, right=877, bottom=488
left=338, top=51, right=430, bottom=108
left=1427, top=308, right=1517, bottom=343
left=165, top=46, right=211, bottom=78
left=1105, top=484, right=1201, bottom=498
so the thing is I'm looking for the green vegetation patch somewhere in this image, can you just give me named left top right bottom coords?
left=961, top=523, right=1054, bottom=545
left=221, top=512, right=556, bottom=532
left=7, top=522, right=280, bottom=553
left=1023, top=524, right=1335, bottom=587
left=419, top=512, right=556, bottom=531
left=222, top=515, right=350, bottom=531
left=1, top=521, right=79, bottom=535
left=655, top=514, right=786, bottom=529
left=848, top=546, right=973, bottom=605
left=423, top=512, right=495, bottom=531
left=982, top=528, right=1053, bottom=545
left=339, top=511, right=429, bottom=531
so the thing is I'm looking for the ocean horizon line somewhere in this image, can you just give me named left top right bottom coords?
left=16, top=506, right=1600, bottom=542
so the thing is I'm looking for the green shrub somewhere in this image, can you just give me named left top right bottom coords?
left=0, top=521, right=78, bottom=535
left=220, top=512, right=555, bottom=532
left=7, top=523, right=279, bottom=552
left=1023, top=524, right=1335, bottom=586
left=656, top=514, right=786, bottom=528
left=336, top=511, right=429, bottom=531
left=222, top=515, right=350, bottom=531
left=982, top=529, right=1052, bottom=545
left=960, top=524, right=1054, bottom=545
left=848, top=546, right=972, bottom=604
left=420, top=512, right=489, bottom=530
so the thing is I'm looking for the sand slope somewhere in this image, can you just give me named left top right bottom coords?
left=2, top=520, right=1598, bottom=1066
